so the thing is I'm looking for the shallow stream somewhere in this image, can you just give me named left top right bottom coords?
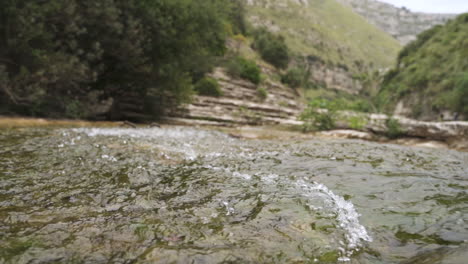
left=0, top=126, right=467, bottom=263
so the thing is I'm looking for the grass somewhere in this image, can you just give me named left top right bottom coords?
left=302, top=88, right=375, bottom=112
left=378, top=14, right=468, bottom=119
left=247, top=0, right=401, bottom=73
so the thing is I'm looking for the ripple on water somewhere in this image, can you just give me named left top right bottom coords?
left=0, top=126, right=467, bottom=263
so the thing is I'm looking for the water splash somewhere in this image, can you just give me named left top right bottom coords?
left=296, top=179, right=372, bottom=261
left=2, top=126, right=466, bottom=263
left=73, top=127, right=373, bottom=261
left=72, top=127, right=229, bottom=161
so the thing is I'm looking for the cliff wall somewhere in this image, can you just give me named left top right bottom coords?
left=337, top=0, right=457, bottom=45
left=166, top=68, right=304, bottom=126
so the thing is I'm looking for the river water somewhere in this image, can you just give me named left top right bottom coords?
left=0, top=126, right=467, bottom=263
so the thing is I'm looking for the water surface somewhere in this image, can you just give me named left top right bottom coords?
left=0, top=127, right=467, bottom=263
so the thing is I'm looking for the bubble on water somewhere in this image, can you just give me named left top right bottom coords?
left=262, top=173, right=279, bottom=183
left=101, top=155, right=117, bottom=162
left=233, top=171, right=251, bottom=180
left=72, top=127, right=229, bottom=161
left=222, top=201, right=235, bottom=216
left=338, top=256, right=351, bottom=262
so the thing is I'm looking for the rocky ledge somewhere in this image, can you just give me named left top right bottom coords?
left=166, top=68, right=304, bottom=126
left=331, top=112, right=468, bottom=151
left=335, top=112, right=467, bottom=139
left=163, top=67, right=467, bottom=151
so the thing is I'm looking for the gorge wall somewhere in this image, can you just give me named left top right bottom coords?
left=166, top=68, right=304, bottom=126
left=245, top=0, right=401, bottom=94
left=337, top=0, right=457, bottom=45
left=306, top=61, right=363, bottom=94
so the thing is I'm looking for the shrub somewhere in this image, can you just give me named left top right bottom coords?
left=239, top=59, right=261, bottom=84
left=299, top=97, right=373, bottom=132
left=226, top=0, right=248, bottom=35
left=0, top=0, right=236, bottom=120
left=348, top=116, right=368, bottom=130
left=300, top=110, right=335, bottom=132
left=226, top=58, right=242, bottom=78
left=453, top=73, right=468, bottom=116
left=194, top=77, right=223, bottom=97
left=347, top=99, right=374, bottom=113
left=253, top=29, right=290, bottom=69
left=226, top=57, right=261, bottom=84
left=65, top=99, right=85, bottom=119
left=386, top=118, right=403, bottom=139
left=256, top=87, right=268, bottom=101
left=306, top=97, right=372, bottom=113
left=281, top=68, right=304, bottom=88
left=300, top=99, right=337, bottom=132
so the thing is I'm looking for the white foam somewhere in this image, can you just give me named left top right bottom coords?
left=72, top=127, right=226, bottom=141
left=71, top=127, right=226, bottom=161
left=70, top=127, right=371, bottom=261
left=296, top=180, right=372, bottom=260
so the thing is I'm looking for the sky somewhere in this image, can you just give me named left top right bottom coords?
left=379, top=0, right=468, bottom=13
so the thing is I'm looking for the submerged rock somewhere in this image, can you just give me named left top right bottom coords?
left=400, top=245, right=468, bottom=264
left=0, top=126, right=467, bottom=263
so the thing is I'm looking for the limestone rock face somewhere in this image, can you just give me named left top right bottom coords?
left=394, top=118, right=468, bottom=140
left=336, top=111, right=468, bottom=150
left=337, top=0, right=456, bottom=45
left=307, top=62, right=363, bottom=94
left=167, top=68, right=304, bottom=126
left=339, top=111, right=468, bottom=140
left=246, top=0, right=364, bottom=94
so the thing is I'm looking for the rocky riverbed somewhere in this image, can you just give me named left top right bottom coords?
left=0, top=122, right=467, bottom=263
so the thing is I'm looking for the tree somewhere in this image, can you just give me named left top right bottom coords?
left=253, top=28, right=290, bottom=69
left=0, top=0, right=237, bottom=119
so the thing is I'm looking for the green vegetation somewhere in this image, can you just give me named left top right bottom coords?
left=134, top=225, right=149, bottom=242
left=300, top=99, right=337, bottom=132
left=0, top=0, right=245, bottom=120
left=256, top=87, right=268, bottom=101
left=226, top=57, right=261, bottom=84
left=377, top=14, right=468, bottom=119
left=247, top=0, right=401, bottom=73
left=195, top=77, right=223, bottom=97
left=301, top=109, right=335, bottom=132
left=1, top=238, right=42, bottom=261
left=252, top=29, right=290, bottom=69
left=304, top=92, right=374, bottom=113
left=348, top=116, right=368, bottom=130
left=281, top=67, right=306, bottom=88
left=318, top=250, right=340, bottom=263
left=300, top=97, right=373, bottom=132
left=452, top=74, right=468, bottom=115
left=386, top=118, right=403, bottom=139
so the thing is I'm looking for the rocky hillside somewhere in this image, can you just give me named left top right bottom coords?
left=337, top=0, right=457, bottom=45
left=244, top=0, right=401, bottom=94
left=166, top=68, right=304, bottom=126
left=167, top=0, right=403, bottom=125
left=377, top=13, right=468, bottom=121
